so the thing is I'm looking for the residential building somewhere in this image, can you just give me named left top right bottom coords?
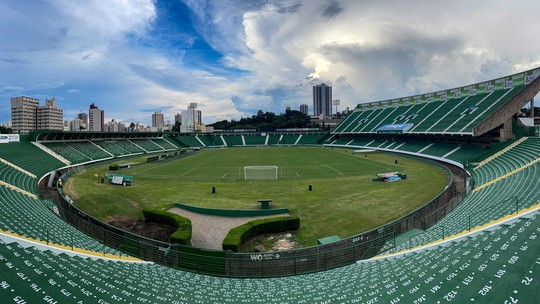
left=11, top=96, right=63, bottom=134
left=10, top=96, right=39, bottom=134
left=300, top=104, right=309, bottom=115
left=68, top=119, right=84, bottom=131
left=36, top=98, right=63, bottom=131
left=77, top=112, right=88, bottom=130
left=180, top=103, right=204, bottom=132
left=89, top=103, right=104, bottom=131
left=313, top=83, right=332, bottom=117
left=106, top=119, right=126, bottom=132
left=152, top=111, right=164, bottom=131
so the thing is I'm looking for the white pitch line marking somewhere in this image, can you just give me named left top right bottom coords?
left=325, top=164, right=343, bottom=174
left=222, top=172, right=228, bottom=178
left=179, top=167, right=197, bottom=177
left=296, top=172, right=300, bottom=177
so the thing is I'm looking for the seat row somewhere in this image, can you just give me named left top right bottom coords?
left=390, top=146, right=540, bottom=252
left=0, top=210, right=537, bottom=303
left=333, top=86, right=524, bottom=135
left=173, top=134, right=329, bottom=148
left=0, top=185, right=123, bottom=256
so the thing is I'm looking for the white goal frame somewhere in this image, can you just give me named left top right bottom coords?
left=244, top=166, right=279, bottom=180
left=68, top=164, right=86, bottom=176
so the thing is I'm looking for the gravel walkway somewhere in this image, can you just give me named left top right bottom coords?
left=168, top=207, right=289, bottom=250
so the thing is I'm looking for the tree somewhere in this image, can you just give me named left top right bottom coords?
left=207, top=110, right=316, bottom=131
left=171, top=121, right=181, bottom=133
left=0, top=126, right=12, bottom=134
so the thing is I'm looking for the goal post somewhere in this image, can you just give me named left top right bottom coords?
left=68, top=164, right=86, bottom=176
left=244, top=166, right=279, bottom=180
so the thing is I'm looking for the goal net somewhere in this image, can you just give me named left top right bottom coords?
left=68, top=164, right=86, bottom=176
left=244, top=166, right=279, bottom=180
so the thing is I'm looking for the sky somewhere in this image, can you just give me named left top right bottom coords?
left=1, top=0, right=540, bottom=126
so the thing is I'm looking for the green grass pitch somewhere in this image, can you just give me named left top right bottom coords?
left=64, top=146, right=448, bottom=246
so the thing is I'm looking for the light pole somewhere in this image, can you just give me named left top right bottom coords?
left=333, top=99, right=340, bottom=117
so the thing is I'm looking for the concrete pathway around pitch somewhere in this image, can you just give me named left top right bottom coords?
left=168, top=207, right=289, bottom=250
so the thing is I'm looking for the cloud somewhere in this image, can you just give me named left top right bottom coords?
left=1, top=0, right=540, bottom=126
left=321, top=0, right=344, bottom=19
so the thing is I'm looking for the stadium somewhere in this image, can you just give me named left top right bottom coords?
left=1, top=67, right=539, bottom=303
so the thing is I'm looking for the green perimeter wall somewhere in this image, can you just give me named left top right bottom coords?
left=175, top=202, right=289, bottom=217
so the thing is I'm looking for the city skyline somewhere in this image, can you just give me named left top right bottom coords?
left=2, top=0, right=540, bottom=126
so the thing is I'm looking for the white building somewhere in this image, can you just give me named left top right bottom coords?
left=106, top=119, right=126, bottom=132
left=89, top=103, right=104, bottom=131
left=180, top=103, right=204, bottom=133
left=37, top=98, right=63, bottom=131
left=152, top=111, right=165, bottom=131
left=68, top=119, right=84, bottom=131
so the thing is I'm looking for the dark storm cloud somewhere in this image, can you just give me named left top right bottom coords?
left=322, top=0, right=344, bottom=19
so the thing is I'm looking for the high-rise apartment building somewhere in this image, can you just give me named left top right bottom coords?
left=152, top=111, right=165, bottom=130
left=300, top=104, right=309, bottom=115
left=77, top=112, right=88, bottom=130
left=89, top=103, right=104, bottom=131
left=106, top=119, right=126, bottom=132
left=181, top=103, right=203, bottom=132
left=37, top=98, right=63, bottom=131
left=313, top=83, right=332, bottom=117
left=11, top=96, right=39, bottom=134
left=11, top=96, right=63, bottom=134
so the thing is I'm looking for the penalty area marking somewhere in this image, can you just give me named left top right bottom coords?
left=325, top=164, right=344, bottom=175
left=222, top=172, right=228, bottom=178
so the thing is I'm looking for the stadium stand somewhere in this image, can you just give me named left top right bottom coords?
left=278, top=134, right=300, bottom=145
left=43, top=142, right=93, bottom=164
left=222, top=135, right=244, bottom=146
left=94, top=141, right=134, bottom=157
left=151, top=138, right=180, bottom=150
left=0, top=163, right=36, bottom=193
left=0, top=142, right=65, bottom=178
left=129, top=139, right=165, bottom=152
left=113, top=140, right=145, bottom=154
left=0, top=209, right=537, bottom=303
left=42, top=141, right=114, bottom=164
left=175, top=135, right=204, bottom=147
left=0, top=68, right=539, bottom=302
left=334, top=70, right=534, bottom=136
left=211, top=135, right=226, bottom=146
left=196, top=135, right=218, bottom=147
left=296, top=134, right=329, bottom=145
left=243, top=134, right=266, bottom=145
left=0, top=185, right=123, bottom=256
left=267, top=134, right=281, bottom=145
left=68, top=141, right=112, bottom=159
left=388, top=138, right=540, bottom=252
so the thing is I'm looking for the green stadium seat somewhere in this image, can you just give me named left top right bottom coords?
left=222, top=135, right=244, bottom=146
left=333, top=84, right=528, bottom=136
left=244, top=134, right=267, bottom=145
left=0, top=209, right=537, bottom=303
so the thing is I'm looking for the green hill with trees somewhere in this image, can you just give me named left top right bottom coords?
left=209, top=110, right=319, bottom=131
